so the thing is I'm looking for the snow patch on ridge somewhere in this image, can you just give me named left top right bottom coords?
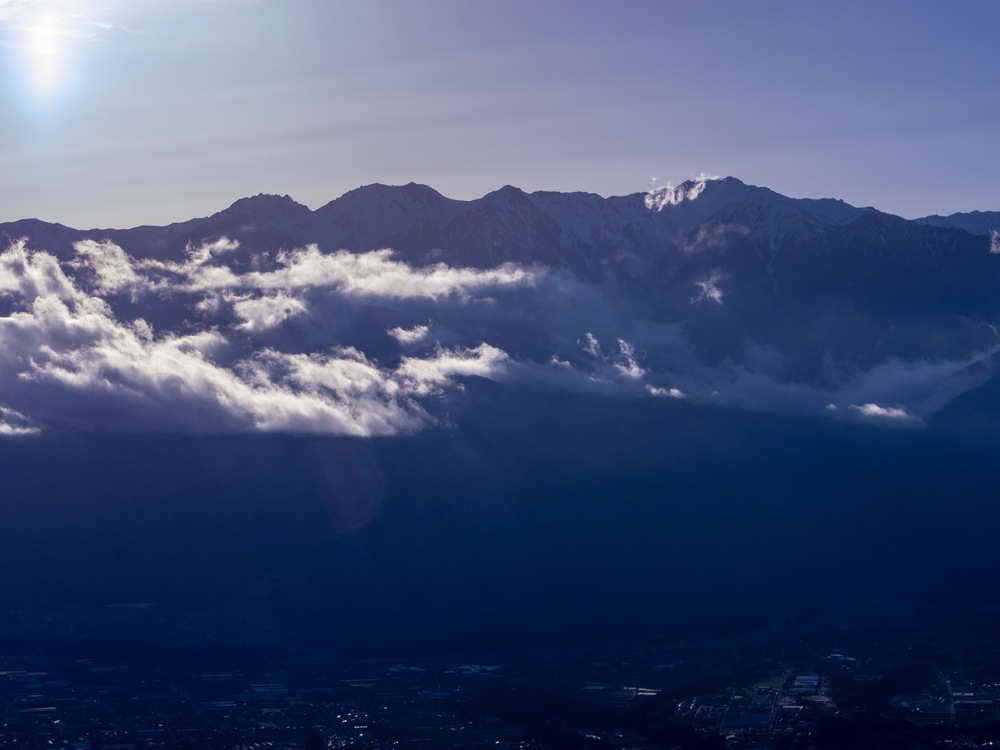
left=644, top=174, right=720, bottom=211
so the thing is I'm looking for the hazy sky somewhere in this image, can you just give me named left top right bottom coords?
left=1, top=0, right=997, bottom=228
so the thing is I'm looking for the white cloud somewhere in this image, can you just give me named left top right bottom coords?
left=141, top=243, right=539, bottom=302
left=581, top=332, right=604, bottom=359
left=232, top=292, right=307, bottom=331
left=184, top=236, right=240, bottom=265
left=613, top=339, right=647, bottom=379
left=0, top=238, right=992, bottom=437
left=644, top=174, right=720, bottom=211
left=646, top=385, right=685, bottom=399
left=0, top=422, right=39, bottom=436
left=849, top=403, right=913, bottom=421
left=3, top=292, right=509, bottom=435
left=396, top=344, right=509, bottom=397
left=233, top=348, right=429, bottom=436
left=388, top=324, right=430, bottom=346
left=0, top=404, right=40, bottom=436
left=692, top=271, right=724, bottom=305
left=72, top=239, right=142, bottom=295
left=258, top=247, right=538, bottom=300
left=0, top=242, right=81, bottom=302
left=0, top=244, right=516, bottom=436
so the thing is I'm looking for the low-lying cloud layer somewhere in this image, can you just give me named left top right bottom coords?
left=0, top=240, right=526, bottom=436
left=0, top=237, right=995, bottom=436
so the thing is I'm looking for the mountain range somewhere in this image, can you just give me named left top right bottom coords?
left=3, top=177, right=1000, bottom=654
left=2, top=176, right=999, bottom=435
left=6, top=175, right=999, bottom=273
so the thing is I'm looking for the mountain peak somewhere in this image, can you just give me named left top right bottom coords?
left=224, top=193, right=311, bottom=217
left=644, top=175, right=739, bottom=211
left=486, top=184, right=526, bottom=195
left=482, top=185, right=531, bottom=205
left=320, top=182, right=452, bottom=214
left=398, top=182, right=449, bottom=208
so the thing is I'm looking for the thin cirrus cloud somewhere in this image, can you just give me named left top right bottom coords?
left=0, top=1, right=97, bottom=51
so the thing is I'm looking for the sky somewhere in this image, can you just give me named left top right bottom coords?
left=1, top=0, right=998, bottom=229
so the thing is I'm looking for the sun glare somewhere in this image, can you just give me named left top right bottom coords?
left=5, top=5, right=87, bottom=104
left=23, top=13, right=67, bottom=95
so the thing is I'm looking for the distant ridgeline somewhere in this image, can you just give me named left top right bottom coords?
left=1, top=176, right=999, bottom=435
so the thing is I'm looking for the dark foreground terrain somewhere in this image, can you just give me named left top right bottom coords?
left=3, top=598, right=1000, bottom=749
left=2, top=382, right=1000, bottom=747
left=2, top=382, right=999, bottom=654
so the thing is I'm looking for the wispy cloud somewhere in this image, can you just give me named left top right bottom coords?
left=388, top=324, right=431, bottom=346
left=581, top=332, right=604, bottom=359
left=613, top=339, right=646, bottom=379
left=71, top=239, right=142, bottom=295
left=646, top=385, right=685, bottom=399
left=231, top=292, right=307, bottom=332
left=0, top=0, right=120, bottom=45
left=141, top=241, right=540, bottom=302
left=850, top=403, right=914, bottom=421
left=692, top=270, right=724, bottom=305
left=0, top=242, right=517, bottom=436
left=0, top=404, right=40, bottom=436
left=0, top=235, right=994, bottom=437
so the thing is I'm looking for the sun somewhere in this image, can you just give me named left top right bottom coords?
left=22, top=13, right=68, bottom=96
left=23, top=13, right=66, bottom=96
left=6, top=5, right=87, bottom=104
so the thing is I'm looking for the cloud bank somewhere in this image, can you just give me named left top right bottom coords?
left=0, top=236, right=994, bottom=437
left=0, top=240, right=526, bottom=436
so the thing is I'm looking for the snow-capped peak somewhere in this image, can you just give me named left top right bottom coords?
left=644, top=174, right=721, bottom=211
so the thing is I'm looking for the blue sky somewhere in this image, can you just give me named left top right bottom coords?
left=1, top=0, right=998, bottom=228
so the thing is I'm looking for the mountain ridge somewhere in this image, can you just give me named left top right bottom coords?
left=2, top=175, right=1000, bottom=437
left=4, top=176, right=996, bottom=266
left=3, top=177, right=997, bottom=323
